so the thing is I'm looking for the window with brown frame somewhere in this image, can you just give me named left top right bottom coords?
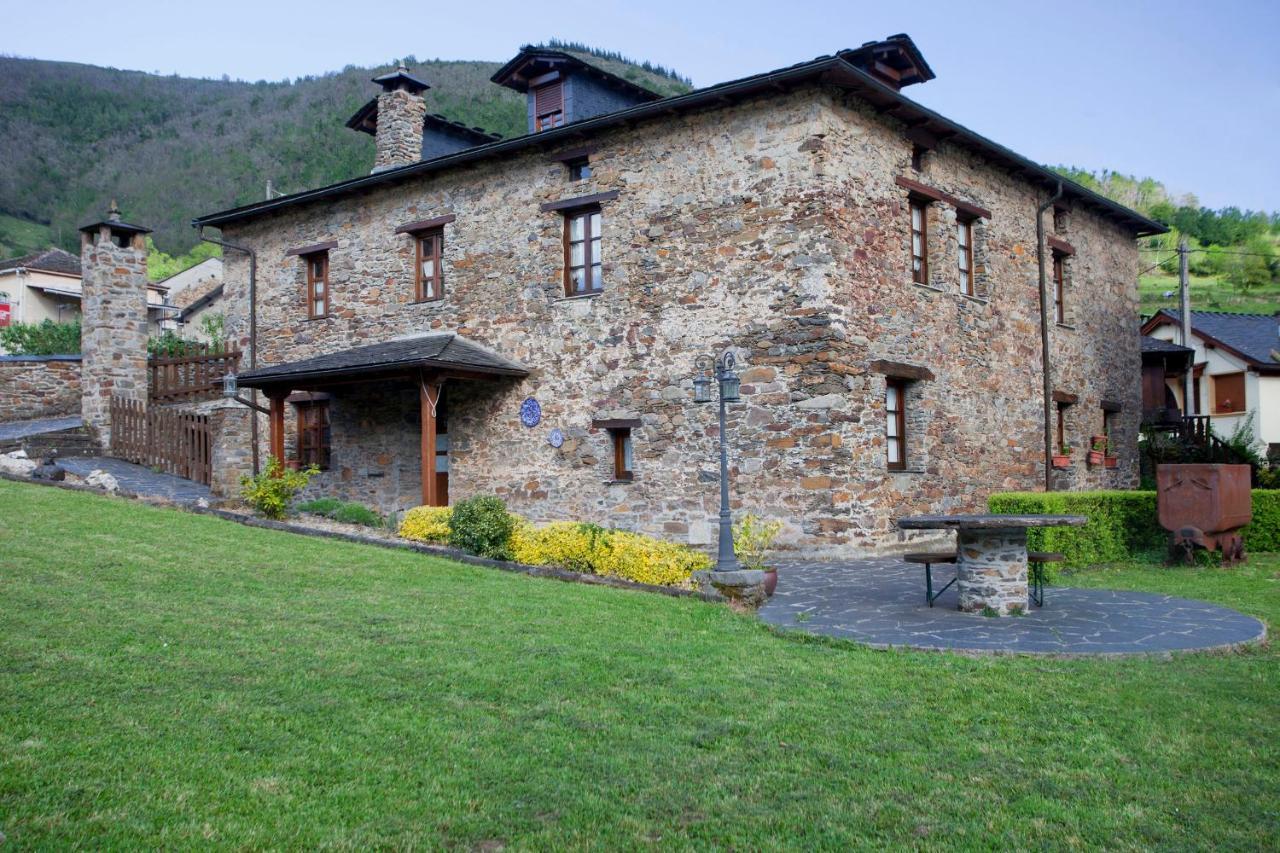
left=1213, top=372, right=1246, bottom=414
left=534, top=82, right=564, bottom=131
left=415, top=229, right=444, bottom=301
left=957, top=216, right=975, bottom=296
left=567, top=157, right=591, bottom=181
left=610, top=428, right=633, bottom=481
left=564, top=207, right=603, bottom=296
left=886, top=379, right=907, bottom=470
left=1052, top=251, right=1066, bottom=325
left=1056, top=402, right=1068, bottom=451
left=910, top=200, right=929, bottom=284
left=297, top=401, right=331, bottom=469
left=305, top=250, right=329, bottom=319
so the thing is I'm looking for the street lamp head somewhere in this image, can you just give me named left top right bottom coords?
left=692, top=375, right=713, bottom=404
left=222, top=372, right=238, bottom=399
left=719, top=372, right=741, bottom=403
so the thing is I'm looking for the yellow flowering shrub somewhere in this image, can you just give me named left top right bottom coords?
left=511, top=521, right=710, bottom=587
left=397, top=505, right=453, bottom=543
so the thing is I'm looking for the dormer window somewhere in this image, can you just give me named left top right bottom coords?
left=534, top=81, right=564, bottom=131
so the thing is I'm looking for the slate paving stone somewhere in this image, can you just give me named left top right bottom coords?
left=757, top=558, right=1265, bottom=656
left=0, top=415, right=82, bottom=441
left=56, top=456, right=213, bottom=505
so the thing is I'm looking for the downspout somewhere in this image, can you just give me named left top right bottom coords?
left=197, top=226, right=260, bottom=475
left=1036, top=181, right=1064, bottom=492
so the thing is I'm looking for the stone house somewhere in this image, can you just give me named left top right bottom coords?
left=194, top=36, right=1165, bottom=555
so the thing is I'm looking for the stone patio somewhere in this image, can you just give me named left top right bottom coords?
left=758, top=558, right=1265, bottom=656
left=0, top=415, right=83, bottom=442
left=56, top=457, right=213, bottom=505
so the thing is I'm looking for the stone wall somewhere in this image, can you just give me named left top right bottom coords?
left=373, top=88, right=427, bottom=173
left=220, top=84, right=1145, bottom=556
left=0, top=356, right=82, bottom=421
left=79, top=233, right=149, bottom=447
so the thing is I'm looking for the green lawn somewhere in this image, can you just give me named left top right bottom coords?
left=1140, top=271, right=1280, bottom=316
left=0, top=214, right=54, bottom=260
left=2, top=480, right=1277, bottom=848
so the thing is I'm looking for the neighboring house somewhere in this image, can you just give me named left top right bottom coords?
left=1141, top=309, right=1280, bottom=454
left=194, top=36, right=1164, bottom=554
left=159, top=257, right=226, bottom=339
left=0, top=246, right=176, bottom=350
left=1139, top=335, right=1194, bottom=426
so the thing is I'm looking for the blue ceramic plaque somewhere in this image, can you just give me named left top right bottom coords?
left=548, top=427, right=564, bottom=448
left=520, top=397, right=542, bottom=428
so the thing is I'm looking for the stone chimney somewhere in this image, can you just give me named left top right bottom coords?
left=371, top=63, right=430, bottom=173
left=78, top=200, right=150, bottom=448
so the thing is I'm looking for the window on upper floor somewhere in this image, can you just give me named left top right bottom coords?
left=534, top=81, right=564, bottom=131
left=886, top=378, right=907, bottom=471
left=1056, top=401, right=1070, bottom=453
left=564, top=207, right=603, bottom=296
left=415, top=229, right=444, bottom=302
left=1213, top=372, right=1246, bottom=415
left=566, top=156, right=592, bottom=181
left=296, top=400, right=331, bottom=469
left=910, top=200, right=929, bottom=285
left=305, top=250, right=329, bottom=319
left=1052, top=251, right=1066, bottom=325
left=957, top=215, right=975, bottom=296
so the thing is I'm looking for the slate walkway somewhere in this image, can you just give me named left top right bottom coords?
left=758, top=558, right=1266, bottom=656
left=0, top=415, right=82, bottom=441
left=56, top=457, right=213, bottom=505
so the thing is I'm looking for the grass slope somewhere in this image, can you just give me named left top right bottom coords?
left=1, top=480, right=1277, bottom=847
left=1141, top=271, right=1280, bottom=317
left=0, top=213, right=54, bottom=260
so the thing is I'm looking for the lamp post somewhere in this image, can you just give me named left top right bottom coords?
left=693, top=348, right=744, bottom=574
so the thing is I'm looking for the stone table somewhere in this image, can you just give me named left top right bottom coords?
left=897, top=514, right=1087, bottom=615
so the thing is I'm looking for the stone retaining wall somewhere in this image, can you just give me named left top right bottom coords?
left=0, top=356, right=82, bottom=421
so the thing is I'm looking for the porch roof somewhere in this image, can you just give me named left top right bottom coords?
left=236, top=333, right=529, bottom=389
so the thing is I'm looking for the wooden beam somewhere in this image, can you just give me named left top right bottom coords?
left=420, top=373, right=441, bottom=507
left=267, top=391, right=287, bottom=470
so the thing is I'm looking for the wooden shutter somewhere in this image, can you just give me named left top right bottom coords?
left=534, top=82, right=563, bottom=116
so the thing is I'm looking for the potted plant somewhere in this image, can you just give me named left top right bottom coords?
left=1052, top=444, right=1072, bottom=469
left=1087, top=436, right=1107, bottom=466
left=1104, top=452, right=1119, bottom=469
left=733, top=513, right=784, bottom=596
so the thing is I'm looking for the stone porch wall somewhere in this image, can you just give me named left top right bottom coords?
left=0, top=356, right=82, bottom=422
left=220, top=84, right=1145, bottom=556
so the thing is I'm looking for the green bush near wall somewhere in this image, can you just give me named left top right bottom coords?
left=987, top=490, right=1280, bottom=576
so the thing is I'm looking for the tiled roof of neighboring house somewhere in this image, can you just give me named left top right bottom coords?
left=236, top=333, right=529, bottom=388
left=1140, top=335, right=1193, bottom=354
left=1144, top=309, right=1280, bottom=369
left=0, top=248, right=81, bottom=277
left=195, top=49, right=1166, bottom=236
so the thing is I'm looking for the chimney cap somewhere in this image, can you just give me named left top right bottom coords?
left=79, top=201, right=152, bottom=235
left=372, top=62, right=430, bottom=95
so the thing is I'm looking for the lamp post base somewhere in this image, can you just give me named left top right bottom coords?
left=709, top=569, right=769, bottom=609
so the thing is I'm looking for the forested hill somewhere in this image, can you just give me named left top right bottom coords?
left=0, top=43, right=691, bottom=254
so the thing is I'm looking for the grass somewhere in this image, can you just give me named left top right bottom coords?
left=1140, top=271, right=1280, bottom=316
left=2, top=480, right=1278, bottom=848
left=0, top=214, right=54, bottom=260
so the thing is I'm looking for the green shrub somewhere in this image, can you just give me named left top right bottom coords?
left=448, top=495, right=516, bottom=559
left=509, top=520, right=710, bottom=587
left=240, top=458, right=319, bottom=520
left=1244, top=491, right=1280, bottom=552
left=0, top=319, right=81, bottom=355
left=331, top=502, right=384, bottom=528
left=297, top=497, right=343, bottom=517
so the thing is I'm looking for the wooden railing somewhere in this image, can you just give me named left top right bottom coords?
left=149, top=342, right=241, bottom=403
left=110, top=397, right=212, bottom=485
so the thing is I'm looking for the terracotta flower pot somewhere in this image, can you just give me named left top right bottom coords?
left=1104, top=455, right=1119, bottom=469
left=763, top=568, right=778, bottom=597
left=1052, top=454, right=1071, bottom=469
left=1087, top=450, right=1105, bottom=466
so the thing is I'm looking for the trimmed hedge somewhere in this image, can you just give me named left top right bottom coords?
left=989, top=490, right=1280, bottom=574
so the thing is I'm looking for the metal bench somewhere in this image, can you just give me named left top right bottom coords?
left=904, top=551, right=957, bottom=607
left=1028, top=551, right=1064, bottom=607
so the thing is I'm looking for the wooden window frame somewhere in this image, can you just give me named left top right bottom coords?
left=534, top=81, right=564, bottom=132
left=1056, top=402, right=1068, bottom=451
left=910, top=199, right=929, bottom=285
left=1212, top=371, right=1247, bottom=415
left=296, top=400, right=331, bottom=470
left=886, top=378, right=907, bottom=471
left=567, top=156, right=591, bottom=181
left=1052, top=251, right=1066, bottom=325
left=414, top=228, right=444, bottom=302
left=563, top=205, right=603, bottom=297
left=957, top=215, right=975, bottom=296
left=610, top=428, right=634, bottom=481
left=304, top=250, right=330, bottom=319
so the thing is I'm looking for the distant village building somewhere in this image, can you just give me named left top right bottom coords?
left=194, top=36, right=1165, bottom=555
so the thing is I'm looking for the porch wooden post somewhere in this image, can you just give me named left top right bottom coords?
left=420, top=374, right=440, bottom=507
left=267, top=391, right=287, bottom=471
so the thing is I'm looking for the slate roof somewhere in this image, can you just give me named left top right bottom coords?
left=0, top=248, right=81, bottom=277
left=1146, top=309, right=1280, bottom=367
left=196, top=46, right=1165, bottom=236
left=1140, top=335, right=1193, bottom=354
left=236, top=333, right=529, bottom=387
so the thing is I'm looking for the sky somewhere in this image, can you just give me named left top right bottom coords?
left=3, top=0, right=1278, bottom=211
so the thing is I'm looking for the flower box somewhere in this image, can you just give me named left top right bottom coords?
left=1052, top=454, right=1072, bottom=469
left=1104, top=455, right=1119, bottom=469
left=1087, top=450, right=1105, bottom=466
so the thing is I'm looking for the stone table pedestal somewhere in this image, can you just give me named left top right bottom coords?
left=898, top=514, right=1088, bottom=616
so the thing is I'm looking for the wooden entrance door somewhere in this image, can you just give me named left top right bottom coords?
left=433, top=390, right=449, bottom=505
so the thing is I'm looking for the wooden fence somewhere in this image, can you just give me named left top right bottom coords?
left=110, top=397, right=212, bottom=485
left=149, top=342, right=241, bottom=403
